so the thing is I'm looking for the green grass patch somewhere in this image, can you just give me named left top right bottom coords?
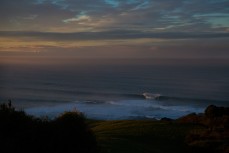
left=91, top=120, right=199, bottom=153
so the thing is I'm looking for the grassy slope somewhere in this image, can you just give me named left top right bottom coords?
left=90, top=120, right=200, bottom=153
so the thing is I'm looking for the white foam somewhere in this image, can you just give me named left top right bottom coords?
left=143, top=93, right=161, bottom=100
left=25, top=99, right=206, bottom=120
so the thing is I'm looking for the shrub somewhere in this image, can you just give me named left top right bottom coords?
left=0, top=102, right=98, bottom=153
left=186, top=105, right=229, bottom=153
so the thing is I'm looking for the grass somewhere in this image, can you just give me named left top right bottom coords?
left=90, top=120, right=201, bottom=153
left=1, top=102, right=227, bottom=153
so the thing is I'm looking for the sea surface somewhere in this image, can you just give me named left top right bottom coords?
left=0, top=59, right=229, bottom=120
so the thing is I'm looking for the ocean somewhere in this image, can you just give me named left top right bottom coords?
left=0, top=59, right=229, bottom=120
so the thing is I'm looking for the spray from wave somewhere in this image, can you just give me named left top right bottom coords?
left=142, top=93, right=161, bottom=100
left=25, top=97, right=207, bottom=120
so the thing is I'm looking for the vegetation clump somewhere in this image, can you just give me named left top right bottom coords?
left=0, top=102, right=98, bottom=153
left=185, top=105, right=229, bottom=153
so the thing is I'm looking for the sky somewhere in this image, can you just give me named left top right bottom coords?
left=0, top=0, right=229, bottom=62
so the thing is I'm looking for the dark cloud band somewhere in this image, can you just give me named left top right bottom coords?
left=1, top=30, right=229, bottom=41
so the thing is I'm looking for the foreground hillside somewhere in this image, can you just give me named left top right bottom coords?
left=90, top=105, right=229, bottom=153
left=1, top=102, right=228, bottom=153
left=90, top=120, right=199, bottom=153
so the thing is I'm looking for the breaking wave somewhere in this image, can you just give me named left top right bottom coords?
left=23, top=92, right=228, bottom=120
left=128, top=92, right=228, bottom=104
left=25, top=98, right=207, bottom=120
left=142, top=93, right=161, bottom=100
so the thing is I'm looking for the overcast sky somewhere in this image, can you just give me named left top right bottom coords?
left=0, top=0, right=229, bottom=60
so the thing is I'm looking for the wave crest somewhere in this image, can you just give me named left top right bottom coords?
left=143, top=93, right=161, bottom=100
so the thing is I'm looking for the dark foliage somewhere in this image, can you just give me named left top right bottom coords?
left=0, top=102, right=98, bottom=153
left=205, top=105, right=229, bottom=118
left=185, top=105, right=229, bottom=153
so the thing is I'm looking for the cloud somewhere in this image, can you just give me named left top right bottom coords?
left=1, top=30, right=229, bottom=41
left=63, top=15, right=91, bottom=23
left=0, top=0, right=229, bottom=32
left=0, top=0, right=229, bottom=59
left=104, top=0, right=119, bottom=8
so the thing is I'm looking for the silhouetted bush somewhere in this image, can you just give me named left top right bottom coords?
left=0, top=102, right=98, bottom=153
left=185, top=105, right=229, bottom=153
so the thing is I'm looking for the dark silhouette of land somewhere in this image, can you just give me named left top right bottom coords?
left=0, top=101, right=228, bottom=153
left=0, top=102, right=98, bottom=153
left=183, top=105, right=229, bottom=153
